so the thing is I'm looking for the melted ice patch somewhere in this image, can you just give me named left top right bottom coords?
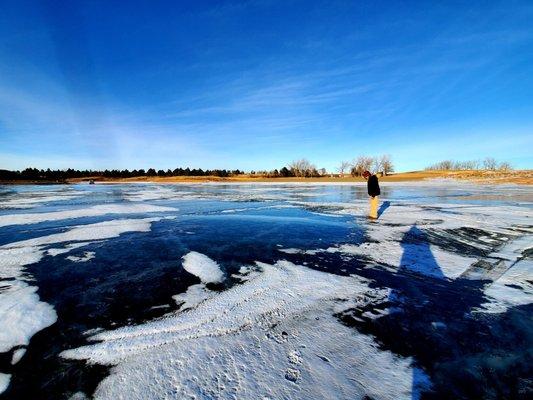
left=63, top=260, right=427, bottom=399
left=181, top=251, right=224, bottom=284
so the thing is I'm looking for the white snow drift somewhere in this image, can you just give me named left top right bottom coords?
left=63, top=260, right=428, bottom=400
left=181, top=251, right=224, bottom=283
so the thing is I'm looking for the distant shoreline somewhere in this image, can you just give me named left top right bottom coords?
left=2, top=170, right=531, bottom=185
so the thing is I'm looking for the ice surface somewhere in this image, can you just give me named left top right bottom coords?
left=0, top=280, right=57, bottom=352
left=122, top=186, right=187, bottom=201
left=63, top=260, right=426, bottom=399
left=326, top=242, right=477, bottom=279
left=181, top=251, right=224, bottom=283
left=0, top=190, right=84, bottom=209
left=0, top=217, right=166, bottom=356
left=0, top=203, right=176, bottom=227
left=482, top=259, right=533, bottom=313
left=1, top=182, right=531, bottom=398
left=2, top=218, right=164, bottom=252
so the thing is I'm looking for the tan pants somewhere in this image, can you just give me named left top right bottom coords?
left=369, top=196, right=379, bottom=219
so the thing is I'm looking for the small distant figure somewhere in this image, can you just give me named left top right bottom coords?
left=89, top=179, right=95, bottom=184
left=363, top=170, right=380, bottom=219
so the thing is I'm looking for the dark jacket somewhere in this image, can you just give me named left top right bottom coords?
left=367, top=175, right=380, bottom=197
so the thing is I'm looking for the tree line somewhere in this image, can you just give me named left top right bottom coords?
left=0, top=167, right=245, bottom=181
left=425, top=157, right=513, bottom=171
left=0, top=156, right=514, bottom=182
left=0, top=157, right=391, bottom=182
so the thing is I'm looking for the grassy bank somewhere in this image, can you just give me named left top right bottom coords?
left=60, top=170, right=533, bottom=185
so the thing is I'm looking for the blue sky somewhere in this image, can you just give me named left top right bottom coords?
left=1, top=0, right=532, bottom=172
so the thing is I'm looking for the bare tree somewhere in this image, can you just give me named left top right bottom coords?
left=372, top=157, right=383, bottom=175
left=337, top=161, right=351, bottom=177
left=289, top=158, right=316, bottom=177
left=381, top=155, right=394, bottom=175
left=483, top=157, right=497, bottom=171
left=498, top=161, right=513, bottom=171
left=351, top=156, right=373, bottom=176
left=318, top=168, right=327, bottom=176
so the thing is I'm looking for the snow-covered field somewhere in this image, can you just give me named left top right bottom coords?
left=0, top=182, right=531, bottom=399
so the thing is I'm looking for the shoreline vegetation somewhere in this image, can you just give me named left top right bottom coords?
left=1, top=157, right=530, bottom=185
left=1, top=170, right=532, bottom=185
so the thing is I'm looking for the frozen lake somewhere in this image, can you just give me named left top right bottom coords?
left=0, top=182, right=531, bottom=399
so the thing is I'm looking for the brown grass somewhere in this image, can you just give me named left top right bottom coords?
left=66, top=170, right=533, bottom=185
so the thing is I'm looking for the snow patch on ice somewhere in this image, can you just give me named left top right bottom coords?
left=11, top=348, right=26, bottom=365
left=181, top=251, right=224, bottom=283
left=0, top=203, right=176, bottom=227
left=0, top=280, right=57, bottom=352
left=122, top=186, right=191, bottom=201
left=47, top=242, right=94, bottom=257
left=63, top=260, right=426, bottom=400
left=0, top=373, right=10, bottom=395
left=172, top=284, right=213, bottom=310
left=66, top=251, right=95, bottom=263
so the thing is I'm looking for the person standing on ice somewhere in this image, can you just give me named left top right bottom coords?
left=363, top=170, right=380, bottom=219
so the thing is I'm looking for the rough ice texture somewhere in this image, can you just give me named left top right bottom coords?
left=0, top=280, right=57, bottom=352
left=63, top=260, right=427, bottom=399
left=481, top=235, right=533, bottom=313
left=181, top=251, right=224, bottom=283
left=483, top=259, right=533, bottom=313
left=0, top=203, right=176, bottom=227
left=0, top=373, right=10, bottom=395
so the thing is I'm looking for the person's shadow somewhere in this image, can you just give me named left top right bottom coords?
left=336, top=223, right=529, bottom=399
left=377, top=200, right=391, bottom=218
left=399, top=225, right=444, bottom=279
